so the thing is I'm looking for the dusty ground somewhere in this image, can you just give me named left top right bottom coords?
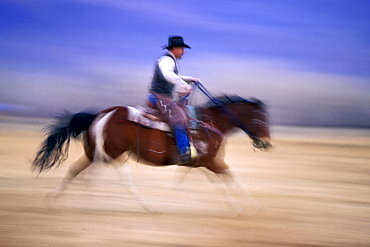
left=0, top=118, right=369, bottom=247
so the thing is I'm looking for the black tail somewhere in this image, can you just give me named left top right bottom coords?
left=33, top=111, right=97, bottom=173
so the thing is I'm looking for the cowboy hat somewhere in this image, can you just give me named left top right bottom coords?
left=163, top=36, right=191, bottom=49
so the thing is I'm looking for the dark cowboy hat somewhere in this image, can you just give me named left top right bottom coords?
left=163, top=36, right=191, bottom=49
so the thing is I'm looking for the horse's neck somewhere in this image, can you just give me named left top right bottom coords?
left=204, top=107, right=234, bottom=134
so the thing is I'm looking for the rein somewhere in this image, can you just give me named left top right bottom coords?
left=194, top=81, right=259, bottom=140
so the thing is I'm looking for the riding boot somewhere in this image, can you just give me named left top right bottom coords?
left=174, top=128, right=191, bottom=164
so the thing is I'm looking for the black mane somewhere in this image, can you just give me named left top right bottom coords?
left=202, top=94, right=265, bottom=108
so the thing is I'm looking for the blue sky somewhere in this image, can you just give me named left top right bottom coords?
left=1, top=0, right=369, bottom=127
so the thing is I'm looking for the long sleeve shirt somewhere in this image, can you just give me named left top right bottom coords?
left=157, top=52, right=192, bottom=94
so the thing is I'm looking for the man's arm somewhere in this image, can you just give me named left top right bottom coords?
left=158, top=57, right=192, bottom=94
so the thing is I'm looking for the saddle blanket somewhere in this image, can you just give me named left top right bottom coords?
left=126, top=106, right=200, bottom=132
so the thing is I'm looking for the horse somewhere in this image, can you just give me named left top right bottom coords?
left=33, top=94, right=272, bottom=213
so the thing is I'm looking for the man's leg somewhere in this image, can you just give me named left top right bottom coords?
left=155, top=95, right=191, bottom=163
left=174, top=125, right=191, bottom=163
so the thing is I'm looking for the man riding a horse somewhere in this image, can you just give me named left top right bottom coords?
left=148, top=36, right=199, bottom=164
left=32, top=36, right=272, bottom=212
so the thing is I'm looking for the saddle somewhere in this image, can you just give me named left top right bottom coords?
left=127, top=105, right=224, bottom=162
left=127, top=105, right=205, bottom=132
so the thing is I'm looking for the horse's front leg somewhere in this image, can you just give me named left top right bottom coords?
left=220, top=167, right=262, bottom=215
left=205, top=157, right=260, bottom=216
left=113, top=159, right=156, bottom=213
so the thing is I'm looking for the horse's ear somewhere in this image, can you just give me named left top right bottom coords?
left=250, top=97, right=265, bottom=107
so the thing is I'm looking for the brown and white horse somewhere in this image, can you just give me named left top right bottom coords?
left=33, top=95, right=272, bottom=212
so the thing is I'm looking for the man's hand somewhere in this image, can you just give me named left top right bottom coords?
left=191, top=78, right=201, bottom=83
left=178, top=83, right=192, bottom=98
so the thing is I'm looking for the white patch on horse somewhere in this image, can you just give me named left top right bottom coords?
left=91, top=110, right=116, bottom=162
left=195, top=140, right=209, bottom=155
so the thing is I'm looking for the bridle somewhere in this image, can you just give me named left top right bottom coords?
left=194, top=81, right=266, bottom=147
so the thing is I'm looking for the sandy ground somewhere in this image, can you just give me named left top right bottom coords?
left=0, top=117, right=369, bottom=247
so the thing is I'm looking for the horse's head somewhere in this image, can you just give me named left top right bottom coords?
left=245, top=97, right=272, bottom=151
left=234, top=97, right=272, bottom=151
left=204, top=95, right=272, bottom=151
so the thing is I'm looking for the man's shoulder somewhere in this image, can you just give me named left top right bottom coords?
left=161, top=52, right=176, bottom=60
left=158, top=54, right=176, bottom=64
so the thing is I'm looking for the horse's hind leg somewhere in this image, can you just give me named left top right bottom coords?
left=47, top=155, right=92, bottom=199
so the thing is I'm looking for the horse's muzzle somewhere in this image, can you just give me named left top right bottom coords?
left=253, top=138, right=273, bottom=151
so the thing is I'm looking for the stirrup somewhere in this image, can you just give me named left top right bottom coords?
left=179, top=144, right=198, bottom=164
left=180, top=153, right=191, bottom=164
left=179, top=147, right=191, bottom=164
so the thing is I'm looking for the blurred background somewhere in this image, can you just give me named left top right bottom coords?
left=1, top=0, right=369, bottom=128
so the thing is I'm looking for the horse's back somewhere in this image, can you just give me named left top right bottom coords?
left=95, top=106, right=175, bottom=164
left=102, top=106, right=127, bottom=115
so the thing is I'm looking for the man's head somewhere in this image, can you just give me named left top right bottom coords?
left=169, top=46, right=185, bottom=59
left=164, top=36, right=190, bottom=59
